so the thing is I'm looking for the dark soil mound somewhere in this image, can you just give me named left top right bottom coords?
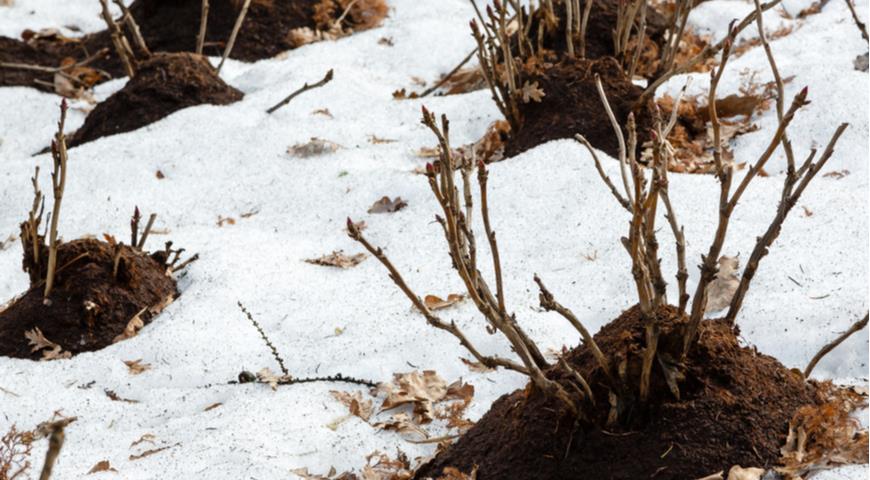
left=1, top=0, right=386, bottom=90
left=505, top=56, right=654, bottom=159
left=0, top=237, right=177, bottom=360
left=415, top=305, right=819, bottom=480
left=67, top=52, right=242, bottom=148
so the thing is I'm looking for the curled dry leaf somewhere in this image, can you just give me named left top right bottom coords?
left=24, top=327, right=70, bottom=360
left=256, top=367, right=291, bottom=390
left=305, top=250, right=366, bottom=269
left=123, top=359, right=151, bottom=375
left=290, top=466, right=352, bottom=480
left=379, top=370, right=448, bottom=423
left=360, top=450, right=414, bottom=480
left=130, top=433, right=156, bottom=448
left=520, top=80, right=545, bottom=103
left=129, top=444, right=178, bottom=461
left=704, top=255, right=740, bottom=313
left=725, top=465, right=765, bottom=480
left=289, top=137, right=341, bottom=158
left=423, top=294, right=464, bottom=311
left=87, top=460, right=117, bottom=474
left=436, top=466, right=479, bottom=480
left=823, top=169, right=850, bottom=179
left=373, top=412, right=429, bottom=439
left=368, top=196, right=408, bottom=214
left=331, top=390, right=374, bottom=422
left=460, top=357, right=495, bottom=373
left=112, top=308, right=145, bottom=343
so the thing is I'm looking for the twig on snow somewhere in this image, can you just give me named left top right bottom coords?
left=266, top=69, right=334, bottom=114
left=804, top=313, right=869, bottom=378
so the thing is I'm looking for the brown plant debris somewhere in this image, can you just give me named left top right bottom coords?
left=123, top=359, right=152, bottom=375
left=289, top=137, right=341, bottom=157
left=367, top=197, right=408, bottom=214
left=704, top=255, right=740, bottom=313
left=87, top=460, right=117, bottom=474
left=331, top=390, right=374, bottom=422
left=305, top=250, right=366, bottom=269
left=423, top=294, right=464, bottom=311
left=0, top=425, right=33, bottom=480
left=777, top=382, right=869, bottom=478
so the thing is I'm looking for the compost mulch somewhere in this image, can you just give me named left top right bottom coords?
left=415, top=305, right=820, bottom=480
left=0, top=237, right=177, bottom=360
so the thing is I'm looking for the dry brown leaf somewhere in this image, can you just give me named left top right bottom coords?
left=104, top=389, right=139, bottom=404
left=203, top=402, right=223, bottom=412
left=217, top=215, right=236, bottom=227
left=373, top=412, right=429, bottom=439
left=112, top=308, right=145, bottom=343
left=705, top=255, right=740, bottom=313
left=305, top=250, right=366, bottom=268
left=130, top=433, right=156, bottom=448
left=823, top=169, right=850, bottom=179
left=423, top=294, right=464, bottom=311
left=726, top=465, right=764, bottom=480
left=256, top=367, right=290, bottom=390
left=331, top=390, right=374, bottom=422
left=379, top=370, right=448, bottom=423
left=289, top=137, right=340, bottom=157
left=368, top=196, right=407, bottom=214
left=123, top=359, right=151, bottom=375
left=87, top=460, right=117, bottom=474
left=520, top=80, right=545, bottom=103
left=414, top=146, right=441, bottom=158
left=286, top=26, right=342, bottom=48
left=24, top=327, right=71, bottom=360
left=436, top=466, right=478, bottom=480
left=460, top=357, right=495, bottom=373
left=290, top=466, right=344, bottom=480
left=312, top=108, right=334, bottom=118
left=360, top=450, right=414, bottom=480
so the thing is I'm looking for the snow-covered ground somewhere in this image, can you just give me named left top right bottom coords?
left=0, top=0, right=867, bottom=478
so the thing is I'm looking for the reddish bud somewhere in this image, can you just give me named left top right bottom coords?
left=425, top=162, right=434, bottom=173
left=60, top=98, right=68, bottom=112
left=346, top=217, right=354, bottom=229
left=800, top=86, right=808, bottom=97
left=478, top=160, right=486, bottom=170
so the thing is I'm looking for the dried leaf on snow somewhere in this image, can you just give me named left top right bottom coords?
left=256, top=367, right=291, bottom=390
left=373, top=412, right=429, bottom=439
left=725, top=465, right=764, bottom=480
left=123, top=359, right=151, bottom=375
left=331, top=390, right=374, bottom=422
left=379, top=370, right=448, bottom=422
left=368, top=196, right=408, bottom=214
left=289, top=137, right=341, bottom=158
left=87, top=460, right=117, bottom=474
left=423, top=294, right=464, bottom=311
left=305, top=250, right=366, bottom=269
left=520, top=80, right=545, bottom=103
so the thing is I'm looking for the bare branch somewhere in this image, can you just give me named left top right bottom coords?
left=44, top=100, right=69, bottom=300
left=196, top=0, right=210, bottom=55
left=804, top=313, right=868, bottom=378
left=266, top=69, right=334, bottom=114
left=217, top=0, right=252, bottom=74
left=98, top=0, right=136, bottom=77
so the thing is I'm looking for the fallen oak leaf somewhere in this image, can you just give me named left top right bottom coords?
left=87, top=460, right=117, bottom=474
left=330, top=390, right=374, bottom=422
left=424, top=294, right=464, bottom=311
left=379, top=370, right=448, bottom=423
left=123, top=359, right=151, bottom=375
left=305, top=250, right=366, bottom=269
left=520, top=80, right=545, bottom=103
left=704, top=255, right=740, bottom=313
left=24, top=327, right=71, bottom=360
left=368, top=196, right=408, bottom=214
left=373, top=412, right=429, bottom=439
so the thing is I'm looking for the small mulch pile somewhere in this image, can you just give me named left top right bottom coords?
left=505, top=56, right=654, bottom=159
left=0, top=236, right=177, bottom=360
left=67, top=52, right=243, bottom=148
left=0, top=0, right=388, bottom=92
left=414, top=305, right=821, bottom=480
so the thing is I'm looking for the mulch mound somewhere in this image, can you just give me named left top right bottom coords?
left=505, top=56, right=654, bottom=159
left=0, top=237, right=177, bottom=360
left=415, top=305, right=820, bottom=480
left=1, top=0, right=387, bottom=91
left=67, top=52, right=243, bottom=148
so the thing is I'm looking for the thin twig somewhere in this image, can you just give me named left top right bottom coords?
left=804, top=313, right=868, bottom=377
left=196, top=0, right=210, bottom=55
left=238, top=301, right=289, bottom=376
left=98, top=0, right=136, bottom=77
left=419, top=47, right=477, bottom=98
left=266, top=69, right=334, bottom=114
left=843, top=0, right=869, bottom=41
left=44, top=100, right=69, bottom=300
left=137, top=213, right=157, bottom=250
left=112, top=0, right=151, bottom=57
left=217, top=0, right=252, bottom=74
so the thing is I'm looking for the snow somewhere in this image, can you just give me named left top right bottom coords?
left=0, top=0, right=867, bottom=478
